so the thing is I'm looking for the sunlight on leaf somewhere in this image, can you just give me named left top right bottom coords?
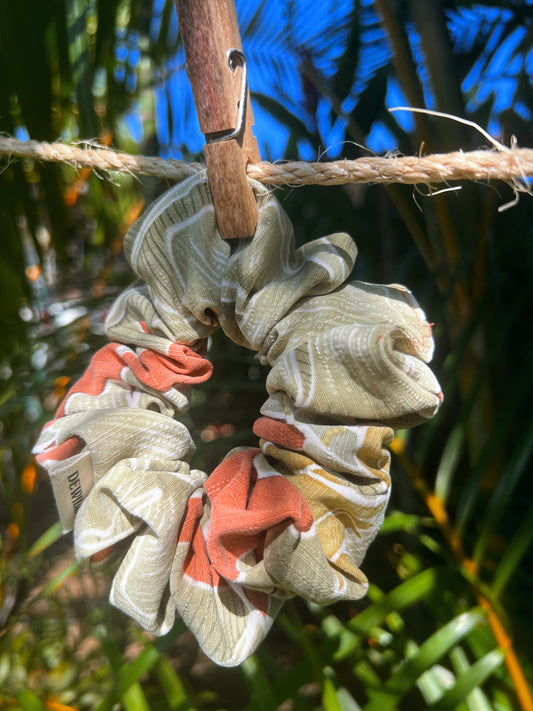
left=429, top=649, right=505, bottom=711
left=27, top=521, right=64, bottom=559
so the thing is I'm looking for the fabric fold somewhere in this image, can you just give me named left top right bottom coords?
left=34, top=170, right=442, bottom=666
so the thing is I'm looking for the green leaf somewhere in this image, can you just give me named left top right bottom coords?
left=437, top=295, right=490, bottom=395
left=66, top=0, right=88, bottom=85
left=379, top=608, right=486, bottom=698
left=348, top=567, right=452, bottom=637
left=493, top=503, right=533, bottom=596
left=449, top=647, right=493, bottom=711
left=16, top=690, right=46, bottom=711
left=66, top=0, right=99, bottom=136
left=428, top=649, right=505, bottom=711
left=322, top=676, right=344, bottom=711
left=491, top=688, right=518, bottom=711
left=434, top=424, right=465, bottom=503
left=380, top=511, right=429, bottom=534
left=95, top=0, right=122, bottom=67
left=322, top=667, right=343, bottom=711
left=241, top=654, right=277, bottom=711
left=417, top=664, right=456, bottom=706
left=416, top=291, right=520, bottom=468
left=27, top=520, right=64, bottom=559
left=335, top=687, right=362, bottom=711
left=351, top=65, right=388, bottom=135
left=332, top=0, right=360, bottom=102
left=278, top=605, right=322, bottom=682
left=353, top=659, right=382, bottom=688
left=122, top=682, right=152, bottom=711
left=473, top=416, right=533, bottom=566
left=456, top=404, right=527, bottom=532
left=96, top=622, right=185, bottom=711
left=155, top=656, right=193, bottom=710
left=456, top=331, right=532, bottom=533
left=0, top=3, right=54, bottom=139
left=39, top=559, right=80, bottom=597
left=334, top=568, right=454, bottom=661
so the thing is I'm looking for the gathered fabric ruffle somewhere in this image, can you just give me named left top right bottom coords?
left=34, top=171, right=442, bottom=666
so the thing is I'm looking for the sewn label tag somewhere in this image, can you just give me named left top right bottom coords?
left=49, top=449, right=95, bottom=533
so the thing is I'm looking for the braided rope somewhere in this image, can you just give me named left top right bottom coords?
left=1, top=135, right=532, bottom=187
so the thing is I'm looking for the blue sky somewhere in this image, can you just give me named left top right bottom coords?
left=119, top=1, right=531, bottom=160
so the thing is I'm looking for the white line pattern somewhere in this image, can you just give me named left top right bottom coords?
left=33, top=171, right=441, bottom=667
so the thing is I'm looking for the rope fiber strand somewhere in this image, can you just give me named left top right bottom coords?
left=2, top=135, right=533, bottom=191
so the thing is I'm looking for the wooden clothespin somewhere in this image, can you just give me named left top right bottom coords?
left=174, top=0, right=260, bottom=239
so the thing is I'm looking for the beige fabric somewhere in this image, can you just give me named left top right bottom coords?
left=34, top=171, right=442, bottom=666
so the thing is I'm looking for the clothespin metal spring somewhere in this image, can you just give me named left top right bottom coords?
left=207, top=49, right=248, bottom=145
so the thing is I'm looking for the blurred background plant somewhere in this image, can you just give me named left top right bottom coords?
left=1, top=1, right=533, bottom=709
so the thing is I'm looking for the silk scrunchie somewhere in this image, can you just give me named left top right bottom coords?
left=34, top=171, right=442, bottom=666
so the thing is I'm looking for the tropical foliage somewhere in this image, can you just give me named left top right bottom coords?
left=1, top=1, right=533, bottom=709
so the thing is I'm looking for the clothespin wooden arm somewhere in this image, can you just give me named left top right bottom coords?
left=174, top=0, right=260, bottom=239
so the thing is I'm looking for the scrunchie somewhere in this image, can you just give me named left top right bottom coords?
left=34, top=171, right=442, bottom=667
